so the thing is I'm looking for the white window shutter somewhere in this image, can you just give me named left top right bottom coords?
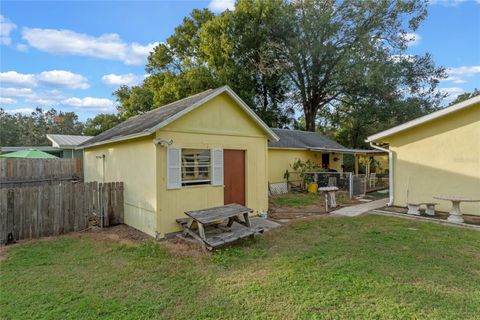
left=167, top=147, right=181, bottom=189
left=211, top=148, right=223, bottom=186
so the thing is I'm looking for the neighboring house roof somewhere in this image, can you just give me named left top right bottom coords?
left=1, top=146, right=61, bottom=153
left=47, top=134, right=93, bottom=148
left=79, top=86, right=279, bottom=148
left=268, top=128, right=348, bottom=151
left=366, top=95, right=480, bottom=142
left=0, top=148, right=58, bottom=159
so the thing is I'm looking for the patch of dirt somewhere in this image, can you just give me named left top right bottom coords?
left=268, top=191, right=366, bottom=222
left=83, top=224, right=150, bottom=245
left=0, top=246, right=8, bottom=262
left=163, top=238, right=210, bottom=258
left=268, top=197, right=326, bottom=221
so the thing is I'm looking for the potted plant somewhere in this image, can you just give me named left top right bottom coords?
left=290, top=159, right=325, bottom=192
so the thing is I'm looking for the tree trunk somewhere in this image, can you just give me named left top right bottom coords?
left=304, top=104, right=317, bottom=132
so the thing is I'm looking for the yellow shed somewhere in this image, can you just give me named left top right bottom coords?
left=367, top=96, right=480, bottom=215
left=267, top=129, right=347, bottom=183
left=79, top=86, right=279, bottom=238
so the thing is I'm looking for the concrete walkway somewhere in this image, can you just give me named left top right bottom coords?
left=331, top=198, right=388, bottom=217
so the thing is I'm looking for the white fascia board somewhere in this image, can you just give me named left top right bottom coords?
left=76, top=131, right=152, bottom=150
left=80, top=85, right=280, bottom=149
left=366, top=95, right=480, bottom=142
left=147, top=85, right=280, bottom=142
left=46, top=134, right=60, bottom=148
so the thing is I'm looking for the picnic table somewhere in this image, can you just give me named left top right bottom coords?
left=433, top=195, right=480, bottom=223
left=177, top=203, right=264, bottom=250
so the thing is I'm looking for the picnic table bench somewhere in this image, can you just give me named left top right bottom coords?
left=177, top=203, right=264, bottom=250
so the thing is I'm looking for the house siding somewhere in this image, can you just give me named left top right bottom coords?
left=384, top=104, right=480, bottom=215
left=155, top=93, right=269, bottom=237
left=267, top=149, right=343, bottom=183
left=83, top=136, right=158, bottom=236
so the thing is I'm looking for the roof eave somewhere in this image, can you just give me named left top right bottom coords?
left=80, top=86, right=279, bottom=148
left=366, top=95, right=480, bottom=143
left=77, top=131, right=152, bottom=149
left=148, top=86, right=279, bottom=142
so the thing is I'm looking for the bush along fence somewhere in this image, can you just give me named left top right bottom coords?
left=0, top=181, right=123, bottom=244
left=0, top=158, right=83, bottom=188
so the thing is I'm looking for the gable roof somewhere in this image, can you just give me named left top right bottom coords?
left=47, top=134, right=93, bottom=148
left=79, top=86, right=279, bottom=148
left=268, top=128, right=347, bottom=150
left=366, top=95, right=480, bottom=143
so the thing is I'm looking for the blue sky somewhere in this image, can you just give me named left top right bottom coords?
left=0, top=0, right=479, bottom=121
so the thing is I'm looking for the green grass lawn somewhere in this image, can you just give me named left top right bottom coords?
left=271, top=193, right=322, bottom=207
left=1, top=215, right=480, bottom=319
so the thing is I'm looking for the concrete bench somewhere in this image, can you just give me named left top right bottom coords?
left=407, top=203, right=438, bottom=216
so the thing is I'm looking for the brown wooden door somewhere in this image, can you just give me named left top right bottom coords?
left=223, top=150, right=246, bottom=206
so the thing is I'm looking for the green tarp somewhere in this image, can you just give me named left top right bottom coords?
left=0, top=149, right=58, bottom=159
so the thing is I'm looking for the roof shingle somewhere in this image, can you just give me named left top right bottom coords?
left=79, top=88, right=218, bottom=147
left=268, top=128, right=347, bottom=150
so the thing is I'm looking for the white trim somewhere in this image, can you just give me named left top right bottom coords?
left=167, top=146, right=182, bottom=189
left=46, top=134, right=60, bottom=148
left=366, top=95, right=480, bottom=142
left=75, top=131, right=152, bottom=149
left=148, top=86, right=279, bottom=141
left=211, top=148, right=224, bottom=186
left=370, top=142, right=394, bottom=207
left=81, top=86, right=279, bottom=149
left=268, top=147, right=310, bottom=151
left=269, top=146, right=386, bottom=154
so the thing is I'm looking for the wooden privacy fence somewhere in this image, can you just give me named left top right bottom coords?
left=0, top=158, right=83, bottom=187
left=0, top=181, right=123, bottom=244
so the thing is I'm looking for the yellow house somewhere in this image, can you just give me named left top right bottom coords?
left=79, top=86, right=279, bottom=238
left=268, top=129, right=347, bottom=183
left=367, top=96, right=480, bottom=215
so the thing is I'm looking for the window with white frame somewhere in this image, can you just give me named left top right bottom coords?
left=167, top=147, right=223, bottom=189
left=181, top=149, right=211, bottom=186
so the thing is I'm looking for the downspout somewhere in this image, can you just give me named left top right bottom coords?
left=369, top=142, right=394, bottom=207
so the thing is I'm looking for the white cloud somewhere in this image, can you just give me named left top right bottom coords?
left=439, top=87, right=465, bottom=102
left=0, top=97, right=17, bottom=105
left=37, top=70, right=89, bottom=89
left=447, top=65, right=480, bottom=76
left=62, top=97, right=115, bottom=111
left=444, top=76, right=466, bottom=84
left=401, top=32, right=421, bottom=47
left=16, top=43, right=28, bottom=52
left=0, top=70, right=89, bottom=89
left=0, top=71, right=37, bottom=87
left=0, top=15, right=16, bottom=45
left=22, top=27, right=158, bottom=66
left=101, top=73, right=143, bottom=86
left=0, top=87, right=66, bottom=106
left=429, top=0, right=478, bottom=6
left=26, top=98, right=59, bottom=106
left=208, top=0, right=235, bottom=12
left=6, top=108, right=35, bottom=114
left=0, top=87, right=35, bottom=98
left=442, top=65, right=480, bottom=84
